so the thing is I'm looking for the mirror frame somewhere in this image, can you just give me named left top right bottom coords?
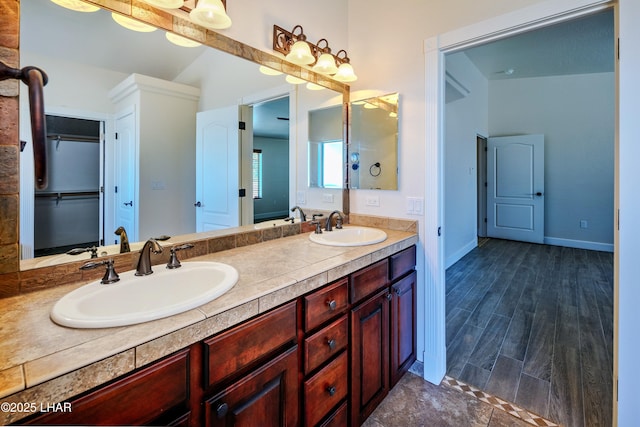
left=0, top=0, right=350, bottom=289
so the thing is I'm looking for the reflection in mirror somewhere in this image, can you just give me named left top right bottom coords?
left=349, top=93, right=399, bottom=190
left=308, top=105, right=343, bottom=189
left=19, top=0, right=345, bottom=268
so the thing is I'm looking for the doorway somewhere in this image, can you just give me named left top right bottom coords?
left=423, top=0, right=616, bottom=422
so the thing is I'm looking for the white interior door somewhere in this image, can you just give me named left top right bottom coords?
left=195, top=106, right=240, bottom=231
left=114, top=107, right=138, bottom=242
left=487, top=134, right=544, bottom=243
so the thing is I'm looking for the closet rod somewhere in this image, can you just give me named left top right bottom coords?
left=47, top=133, right=100, bottom=143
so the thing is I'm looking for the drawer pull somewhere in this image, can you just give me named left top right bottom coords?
left=326, top=385, right=337, bottom=397
left=386, top=292, right=393, bottom=301
left=215, top=402, right=228, bottom=419
left=327, top=338, right=337, bottom=350
left=326, top=299, right=337, bottom=311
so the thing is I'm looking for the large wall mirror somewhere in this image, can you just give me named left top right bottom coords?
left=349, top=93, right=399, bottom=190
left=19, top=0, right=346, bottom=269
left=308, top=105, right=344, bottom=189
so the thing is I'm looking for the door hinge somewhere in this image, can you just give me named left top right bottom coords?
left=239, top=121, right=246, bottom=130
left=617, top=37, right=620, bottom=61
left=239, top=188, right=246, bottom=197
left=115, top=185, right=118, bottom=194
left=437, top=226, right=442, bottom=236
left=115, top=132, right=118, bottom=139
left=484, top=146, right=487, bottom=152
left=617, top=209, right=620, bottom=230
left=484, top=218, right=487, bottom=223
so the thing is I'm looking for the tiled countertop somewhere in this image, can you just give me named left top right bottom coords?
left=0, top=225, right=417, bottom=425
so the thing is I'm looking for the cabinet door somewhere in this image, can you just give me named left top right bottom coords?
left=390, top=271, right=417, bottom=387
left=204, top=346, right=298, bottom=427
left=350, top=289, right=390, bottom=426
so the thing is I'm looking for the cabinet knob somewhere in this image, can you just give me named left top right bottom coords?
left=327, top=338, right=337, bottom=350
left=326, top=299, right=337, bottom=311
left=386, top=293, right=393, bottom=301
left=215, top=402, right=228, bottom=419
left=326, top=385, right=337, bottom=397
left=393, top=286, right=403, bottom=296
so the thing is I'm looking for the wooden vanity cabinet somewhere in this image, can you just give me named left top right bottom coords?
left=17, top=245, right=416, bottom=427
left=23, top=348, right=192, bottom=426
left=389, top=246, right=417, bottom=387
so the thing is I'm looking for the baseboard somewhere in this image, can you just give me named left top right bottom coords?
left=445, top=238, right=477, bottom=269
left=544, top=236, right=614, bottom=253
left=422, top=349, right=446, bottom=385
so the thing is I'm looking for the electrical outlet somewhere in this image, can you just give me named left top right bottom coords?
left=322, top=193, right=334, bottom=203
left=366, top=196, right=380, bottom=207
left=580, top=220, right=588, bottom=229
left=296, top=191, right=306, bottom=205
left=151, top=180, right=165, bottom=190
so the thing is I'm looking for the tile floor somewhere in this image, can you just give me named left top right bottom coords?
left=363, top=368, right=535, bottom=427
left=445, top=239, right=613, bottom=426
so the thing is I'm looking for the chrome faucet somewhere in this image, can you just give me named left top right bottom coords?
left=325, top=211, right=344, bottom=232
left=135, top=239, right=163, bottom=276
left=115, top=226, right=130, bottom=253
left=291, top=206, right=307, bottom=221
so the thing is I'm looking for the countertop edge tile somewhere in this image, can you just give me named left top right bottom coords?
left=258, top=272, right=329, bottom=313
left=0, top=349, right=135, bottom=426
left=0, top=366, right=24, bottom=399
left=135, top=300, right=260, bottom=367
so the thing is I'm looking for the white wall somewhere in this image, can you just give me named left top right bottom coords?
left=489, top=72, right=615, bottom=250
left=444, top=52, right=489, bottom=268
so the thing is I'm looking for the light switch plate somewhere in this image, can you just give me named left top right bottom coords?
left=366, top=196, right=380, bottom=207
left=296, top=191, right=306, bottom=205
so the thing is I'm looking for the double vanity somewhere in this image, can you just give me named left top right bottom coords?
left=0, top=215, right=418, bottom=426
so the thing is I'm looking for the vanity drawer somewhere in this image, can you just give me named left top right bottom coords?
left=350, top=259, right=389, bottom=304
left=304, top=278, right=348, bottom=332
left=304, top=315, right=348, bottom=374
left=390, top=245, right=416, bottom=281
left=203, top=301, right=297, bottom=389
left=304, top=351, right=348, bottom=427
left=319, top=401, right=348, bottom=427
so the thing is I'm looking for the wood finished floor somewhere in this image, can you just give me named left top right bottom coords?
left=446, top=239, right=613, bottom=427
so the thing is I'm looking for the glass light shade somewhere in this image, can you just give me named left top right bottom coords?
left=50, top=0, right=99, bottom=12
left=112, top=13, right=158, bottom=32
left=306, top=82, right=325, bottom=91
left=333, top=62, right=358, bottom=82
left=285, top=41, right=315, bottom=65
left=166, top=32, right=202, bottom=47
left=285, top=75, right=305, bottom=85
left=141, top=0, right=183, bottom=8
left=189, top=0, right=232, bottom=30
left=364, top=103, right=378, bottom=109
left=259, top=66, right=282, bottom=76
left=312, top=53, right=338, bottom=75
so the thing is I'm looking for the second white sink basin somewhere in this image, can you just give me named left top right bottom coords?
left=51, top=261, right=239, bottom=328
left=309, top=226, right=387, bottom=247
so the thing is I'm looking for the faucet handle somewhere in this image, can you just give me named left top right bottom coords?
left=335, top=216, right=343, bottom=229
left=67, top=246, right=99, bottom=258
left=311, top=221, right=323, bottom=234
left=167, top=244, right=194, bottom=269
left=80, top=259, right=120, bottom=284
left=312, top=213, right=324, bottom=221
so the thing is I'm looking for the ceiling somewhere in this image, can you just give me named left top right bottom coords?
left=460, top=8, right=614, bottom=80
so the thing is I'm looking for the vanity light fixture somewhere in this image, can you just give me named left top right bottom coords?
left=306, top=82, right=325, bottom=91
left=273, top=25, right=357, bottom=82
left=166, top=32, right=202, bottom=47
left=285, top=75, right=306, bottom=85
left=311, top=39, right=338, bottom=75
left=333, top=50, right=358, bottom=82
left=112, top=13, right=158, bottom=32
left=50, top=0, right=99, bottom=12
left=189, top=0, right=232, bottom=30
left=259, top=66, right=282, bottom=76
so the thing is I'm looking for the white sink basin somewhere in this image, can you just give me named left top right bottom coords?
left=309, top=226, right=387, bottom=247
left=254, top=218, right=299, bottom=229
left=50, top=261, right=239, bottom=328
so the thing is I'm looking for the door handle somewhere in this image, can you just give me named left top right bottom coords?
left=194, top=201, right=202, bottom=207
left=535, top=192, right=543, bottom=196
left=123, top=201, right=133, bottom=206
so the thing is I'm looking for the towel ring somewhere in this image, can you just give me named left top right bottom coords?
left=369, top=162, right=381, bottom=177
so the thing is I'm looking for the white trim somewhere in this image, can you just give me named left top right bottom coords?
left=423, top=0, right=614, bottom=389
left=445, top=238, right=477, bottom=269
left=544, top=237, right=614, bottom=253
